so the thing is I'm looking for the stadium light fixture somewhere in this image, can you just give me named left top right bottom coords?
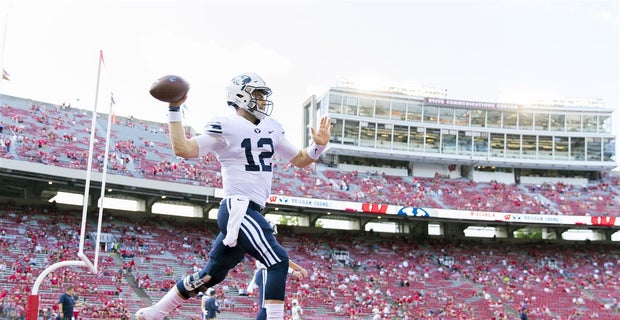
left=49, top=191, right=84, bottom=206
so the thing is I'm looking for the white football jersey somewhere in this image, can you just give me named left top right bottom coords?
left=194, top=115, right=298, bottom=205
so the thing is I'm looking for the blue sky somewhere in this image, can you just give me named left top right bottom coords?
left=0, top=0, right=618, bottom=149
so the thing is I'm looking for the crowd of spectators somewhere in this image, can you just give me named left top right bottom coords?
left=0, top=202, right=619, bottom=319
left=1, top=100, right=620, bottom=318
left=0, top=203, right=134, bottom=319
left=2, top=101, right=619, bottom=217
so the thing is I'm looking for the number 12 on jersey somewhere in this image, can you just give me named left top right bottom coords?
left=241, top=138, right=274, bottom=172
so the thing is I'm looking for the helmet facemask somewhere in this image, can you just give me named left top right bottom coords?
left=244, top=86, right=273, bottom=120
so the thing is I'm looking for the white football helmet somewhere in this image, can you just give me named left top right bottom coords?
left=227, top=72, right=273, bottom=120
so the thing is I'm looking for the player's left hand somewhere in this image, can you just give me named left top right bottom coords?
left=310, top=115, right=333, bottom=146
left=292, top=266, right=308, bottom=280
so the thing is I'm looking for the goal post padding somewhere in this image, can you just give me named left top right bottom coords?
left=27, top=294, right=39, bottom=320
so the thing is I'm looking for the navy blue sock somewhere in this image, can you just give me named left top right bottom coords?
left=263, top=260, right=289, bottom=301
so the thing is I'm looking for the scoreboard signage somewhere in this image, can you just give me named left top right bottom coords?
left=266, top=195, right=620, bottom=227
left=424, top=97, right=520, bottom=110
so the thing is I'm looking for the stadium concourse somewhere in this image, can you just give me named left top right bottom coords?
left=0, top=95, right=619, bottom=319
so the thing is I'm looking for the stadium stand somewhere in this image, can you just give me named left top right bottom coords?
left=0, top=204, right=619, bottom=319
left=1, top=98, right=619, bottom=216
left=1, top=96, right=619, bottom=319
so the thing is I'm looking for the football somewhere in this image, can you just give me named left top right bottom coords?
left=149, top=75, right=190, bottom=103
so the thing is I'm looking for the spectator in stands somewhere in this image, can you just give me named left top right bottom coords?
left=39, top=307, right=54, bottom=320
left=135, top=72, right=332, bottom=320
left=372, top=307, right=381, bottom=320
left=13, top=303, right=25, bottom=320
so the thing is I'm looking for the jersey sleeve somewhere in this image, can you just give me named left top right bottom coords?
left=195, top=117, right=227, bottom=157
left=272, top=119, right=299, bottom=162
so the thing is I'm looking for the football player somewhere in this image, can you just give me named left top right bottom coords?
left=247, top=221, right=308, bottom=320
left=136, top=72, right=331, bottom=320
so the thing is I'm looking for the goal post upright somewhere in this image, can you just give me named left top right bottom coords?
left=27, top=50, right=114, bottom=320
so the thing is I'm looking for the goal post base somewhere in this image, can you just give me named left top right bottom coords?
left=27, top=294, right=40, bottom=320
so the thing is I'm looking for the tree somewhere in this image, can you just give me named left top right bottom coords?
left=514, top=227, right=543, bottom=239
